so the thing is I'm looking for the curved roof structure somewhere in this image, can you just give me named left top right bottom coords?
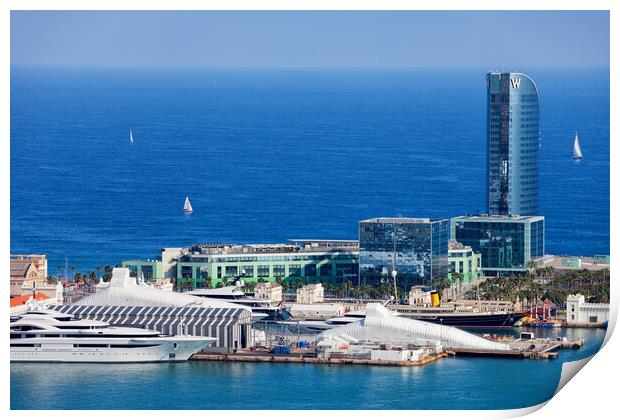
left=319, top=303, right=510, bottom=351
left=75, top=268, right=248, bottom=311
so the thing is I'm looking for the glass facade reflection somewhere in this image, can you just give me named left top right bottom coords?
left=359, top=218, right=449, bottom=286
left=487, top=72, right=539, bottom=216
left=450, top=215, right=545, bottom=275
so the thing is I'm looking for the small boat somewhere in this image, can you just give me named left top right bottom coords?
left=520, top=317, right=562, bottom=328
left=183, top=196, right=193, bottom=213
left=130, top=129, right=134, bottom=144
left=573, top=132, right=583, bottom=160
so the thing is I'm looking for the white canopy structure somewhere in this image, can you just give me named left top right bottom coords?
left=75, top=268, right=247, bottom=311
left=318, top=303, right=510, bottom=351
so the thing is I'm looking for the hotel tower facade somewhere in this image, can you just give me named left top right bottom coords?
left=486, top=72, right=540, bottom=216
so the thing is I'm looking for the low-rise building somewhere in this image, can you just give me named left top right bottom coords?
left=122, top=240, right=358, bottom=289
left=448, top=240, right=482, bottom=284
left=566, top=294, right=609, bottom=326
left=296, top=283, right=324, bottom=304
left=10, top=254, right=48, bottom=297
left=254, top=281, right=283, bottom=303
left=533, top=255, right=610, bottom=273
left=408, top=286, right=433, bottom=306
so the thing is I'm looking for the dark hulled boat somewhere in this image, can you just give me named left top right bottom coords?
left=389, top=302, right=528, bottom=328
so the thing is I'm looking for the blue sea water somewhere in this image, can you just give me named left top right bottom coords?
left=10, top=67, right=610, bottom=272
left=9, top=68, right=610, bottom=410
left=10, top=328, right=607, bottom=410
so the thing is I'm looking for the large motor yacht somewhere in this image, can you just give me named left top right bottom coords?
left=10, top=309, right=215, bottom=363
left=185, top=283, right=291, bottom=322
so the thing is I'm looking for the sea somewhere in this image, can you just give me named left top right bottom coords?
left=9, top=67, right=610, bottom=410
left=10, top=328, right=607, bottom=410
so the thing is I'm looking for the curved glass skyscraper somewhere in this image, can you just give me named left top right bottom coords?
left=486, top=72, right=539, bottom=216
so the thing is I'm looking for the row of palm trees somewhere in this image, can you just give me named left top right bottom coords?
left=466, top=267, right=610, bottom=306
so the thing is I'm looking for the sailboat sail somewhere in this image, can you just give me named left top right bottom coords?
left=573, top=133, right=583, bottom=160
left=130, top=129, right=134, bottom=144
left=183, top=196, right=193, bottom=213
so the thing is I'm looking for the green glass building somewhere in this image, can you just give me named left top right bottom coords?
left=123, top=240, right=358, bottom=288
left=448, top=240, right=482, bottom=284
left=450, top=215, right=544, bottom=276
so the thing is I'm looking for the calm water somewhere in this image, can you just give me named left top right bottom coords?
left=9, top=68, right=610, bottom=409
left=10, top=328, right=607, bottom=410
left=10, top=67, right=610, bottom=272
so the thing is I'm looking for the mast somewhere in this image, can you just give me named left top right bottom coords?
left=392, top=223, right=398, bottom=304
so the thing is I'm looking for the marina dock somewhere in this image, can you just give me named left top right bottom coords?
left=448, top=337, right=584, bottom=359
left=191, top=350, right=451, bottom=367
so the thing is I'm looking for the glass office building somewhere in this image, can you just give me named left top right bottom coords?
left=359, top=218, right=449, bottom=287
left=487, top=72, right=540, bottom=216
left=451, top=215, right=544, bottom=276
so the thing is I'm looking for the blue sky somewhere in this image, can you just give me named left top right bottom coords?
left=11, top=11, right=609, bottom=68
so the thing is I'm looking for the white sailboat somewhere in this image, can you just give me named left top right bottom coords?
left=183, top=196, right=193, bottom=213
left=573, top=132, right=583, bottom=160
left=130, top=129, right=134, bottom=144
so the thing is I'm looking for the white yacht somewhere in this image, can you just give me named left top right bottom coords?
left=10, top=309, right=215, bottom=363
left=279, top=310, right=371, bottom=333
left=185, top=283, right=287, bottom=322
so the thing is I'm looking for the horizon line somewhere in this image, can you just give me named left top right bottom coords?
left=10, top=64, right=610, bottom=71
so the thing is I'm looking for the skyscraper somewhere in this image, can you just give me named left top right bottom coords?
left=486, top=72, right=540, bottom=216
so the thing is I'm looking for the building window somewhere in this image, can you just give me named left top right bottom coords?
left=304, top=264, right=316, bottom=277
left=242, top=266, right=253, bottom=278
left=289, top=265, right=301, bottom=277
left=273, top=265, right=285, bottom=277
left=319, top=264, right=332, bottom=277
left=217, top=266, right=222, bottom=279
left=181, top=266, right=193, bottom=279
left=225, top=266, right=238, bottom=277
left=257, top=265, right=270, bottom=277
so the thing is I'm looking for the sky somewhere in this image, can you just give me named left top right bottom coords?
left=10, top=11, right=610, bottom=68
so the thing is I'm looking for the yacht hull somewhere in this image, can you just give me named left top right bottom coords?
left=11, top=337, right=214, bottom=363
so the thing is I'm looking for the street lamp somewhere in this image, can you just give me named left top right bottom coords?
left=392, top=269, right=398, bottom=304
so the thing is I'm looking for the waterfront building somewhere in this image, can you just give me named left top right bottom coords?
left=448, top=240, right=482, bottom=284
left=296, top=283, right=325, bottom=304
left=450, top=215, right=545, bottom=276
left=566, top=294, right=609, bottom=326
left=359, top=218, right=449, bottom=287
left=486, top=72, right=540, bottom=216
left=123, top=240, right=358, bottom=289
left=10, top=254, right=48, bottom=297
left=254, top=281, right=283, bottom=303
left=532, top=254, right=610, bottom=273
left=408, top=286, right=433, bottom=306
left=53, top=268, right=253, bottom=350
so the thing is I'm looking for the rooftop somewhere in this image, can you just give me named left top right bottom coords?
left=452, top=214, right=544, bottom=222
left=448, top=240, right=471, bottom=251
left=10, top=292, right=51, bottom=307
left=533, top=255, right=610, bottom=271
left=359, top=217, right=447, bottom=224
left=189, top=240, right=358, bottom=255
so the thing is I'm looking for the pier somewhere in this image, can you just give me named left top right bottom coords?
left=191, top=350, right=451, bottom=367
left=448, top=337, right=584, bottom=359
